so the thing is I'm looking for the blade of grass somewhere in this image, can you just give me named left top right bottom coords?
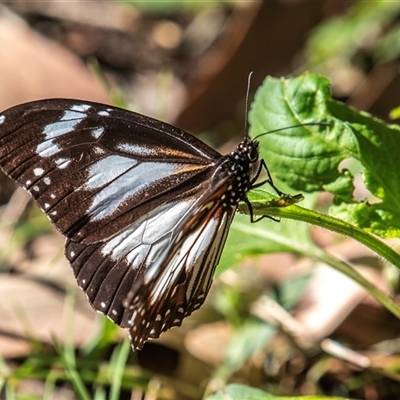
left=53, top=336, right=91, bottom=400
left=109, top=339, right=131, bottom=400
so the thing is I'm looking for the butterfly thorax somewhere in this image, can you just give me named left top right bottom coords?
left=218, top=139, right=259, bottom=209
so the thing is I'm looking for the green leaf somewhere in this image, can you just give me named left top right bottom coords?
left=217, top=189, right=317, bottom=276
left=204, top=383, right=354, bottom=400
left=304, top=1, right=400, bottom=67
left=250, top=73, right=400, bottom=238
left=250, top=74, right=358, bottom=197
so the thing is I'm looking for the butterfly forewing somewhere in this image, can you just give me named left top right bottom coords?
left=0, top=100, right=221, bottom=244
left=0, top=99, right=260, bottom=350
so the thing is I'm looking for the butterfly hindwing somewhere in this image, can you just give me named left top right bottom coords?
left=66, top=193, right=235, bottom=349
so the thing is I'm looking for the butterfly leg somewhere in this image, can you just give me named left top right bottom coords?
left=244, top=196, right=280, bottom=223
left=251, top=159, right=285, bottom=197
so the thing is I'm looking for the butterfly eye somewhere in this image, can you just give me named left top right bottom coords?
left=248, top=141, right=259, bottom=162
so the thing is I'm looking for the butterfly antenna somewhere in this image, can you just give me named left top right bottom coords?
left=252, top=122, right=330, bottom=141
left=244, top=71, right=254, bottom=140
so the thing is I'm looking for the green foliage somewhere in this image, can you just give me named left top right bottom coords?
left=205, top=384, right=353, bottom=400
left=305, top=2, right=400, bottom=70
left=115, top=0, right=234, bottom=14
left=216, top=74, right=400, bottom=388
left=217, top=190, right=316, bottom=275
left=250, top=73, right=400, bottom=239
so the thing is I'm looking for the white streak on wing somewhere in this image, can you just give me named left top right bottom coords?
left=85, top=157, right=180, bottom=221
left=140, top=201, right=193, bottom=244
left=92, top=127, right=104, bottom=139
left=98, top=110, right=110, bottom=117
left=70, top=104, right=91, bottom=112
left=187, top=212, right=230, bottom=296
left=56, top=158, right=71, bottom=169
left=37, top=110, right=85, bottom=157
left=148, top=216, right=219, bottom=303
left=101, top=224, right=143, bottom=262
left=84, top=155, right=138, bottom=190
left=149, top=208, right=233, bottom=306
left=126, top=201, right=194, bottom=265
left=0, top=115, right=4, bottom=124
left=44, top=111, right=84, bottom=137
left=101, top=200, right=194, bottom=266
left=117, top=142, right=157, bottom=157
left=36, top=141, right=61, bottom=158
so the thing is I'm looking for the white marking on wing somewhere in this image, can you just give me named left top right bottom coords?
left=44, top=177, right=51, bottom=185
left=34, top=167, right=44, bottom=176
left=117, top=142, right=158, bottom=156
left=85, top=156, right=181, bottom=221
left=0, top=115, right=5, bottom=124
left=147, top=207, right=233, bottom=307
left=71, top=104, right=91, bottom=112
left=36, top=141, right=61, bottom=158
left=37, top=110, right=86, bottom=157
left=92, top=127, right=104, bottom=139
left=101, top=200, right=194, bottom=265
left=93, top=146, right=106, bottom=155
left=98, top=110, right=110, bottom=117
left=55, top=158, right=71, bottom=169
left=148, top=216, right=220, bottom=302
left=84, top=155, right=138, bottom=190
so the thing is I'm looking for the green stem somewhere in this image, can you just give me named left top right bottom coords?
left=250, top=202, right=400, bottom=271
left=310, top=246, right=400, bottom=320
left=240, top=200, right=400, bottom=319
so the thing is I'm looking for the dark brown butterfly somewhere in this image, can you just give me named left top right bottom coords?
left=0, top=99, right=288, bottom=349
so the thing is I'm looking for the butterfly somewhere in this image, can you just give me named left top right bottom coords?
left=0, top=99, right=294, bottom=350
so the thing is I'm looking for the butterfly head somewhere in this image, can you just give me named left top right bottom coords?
left=230, top=139, right=259, bottom=161
left=218, top=138, right=260, bottom=208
